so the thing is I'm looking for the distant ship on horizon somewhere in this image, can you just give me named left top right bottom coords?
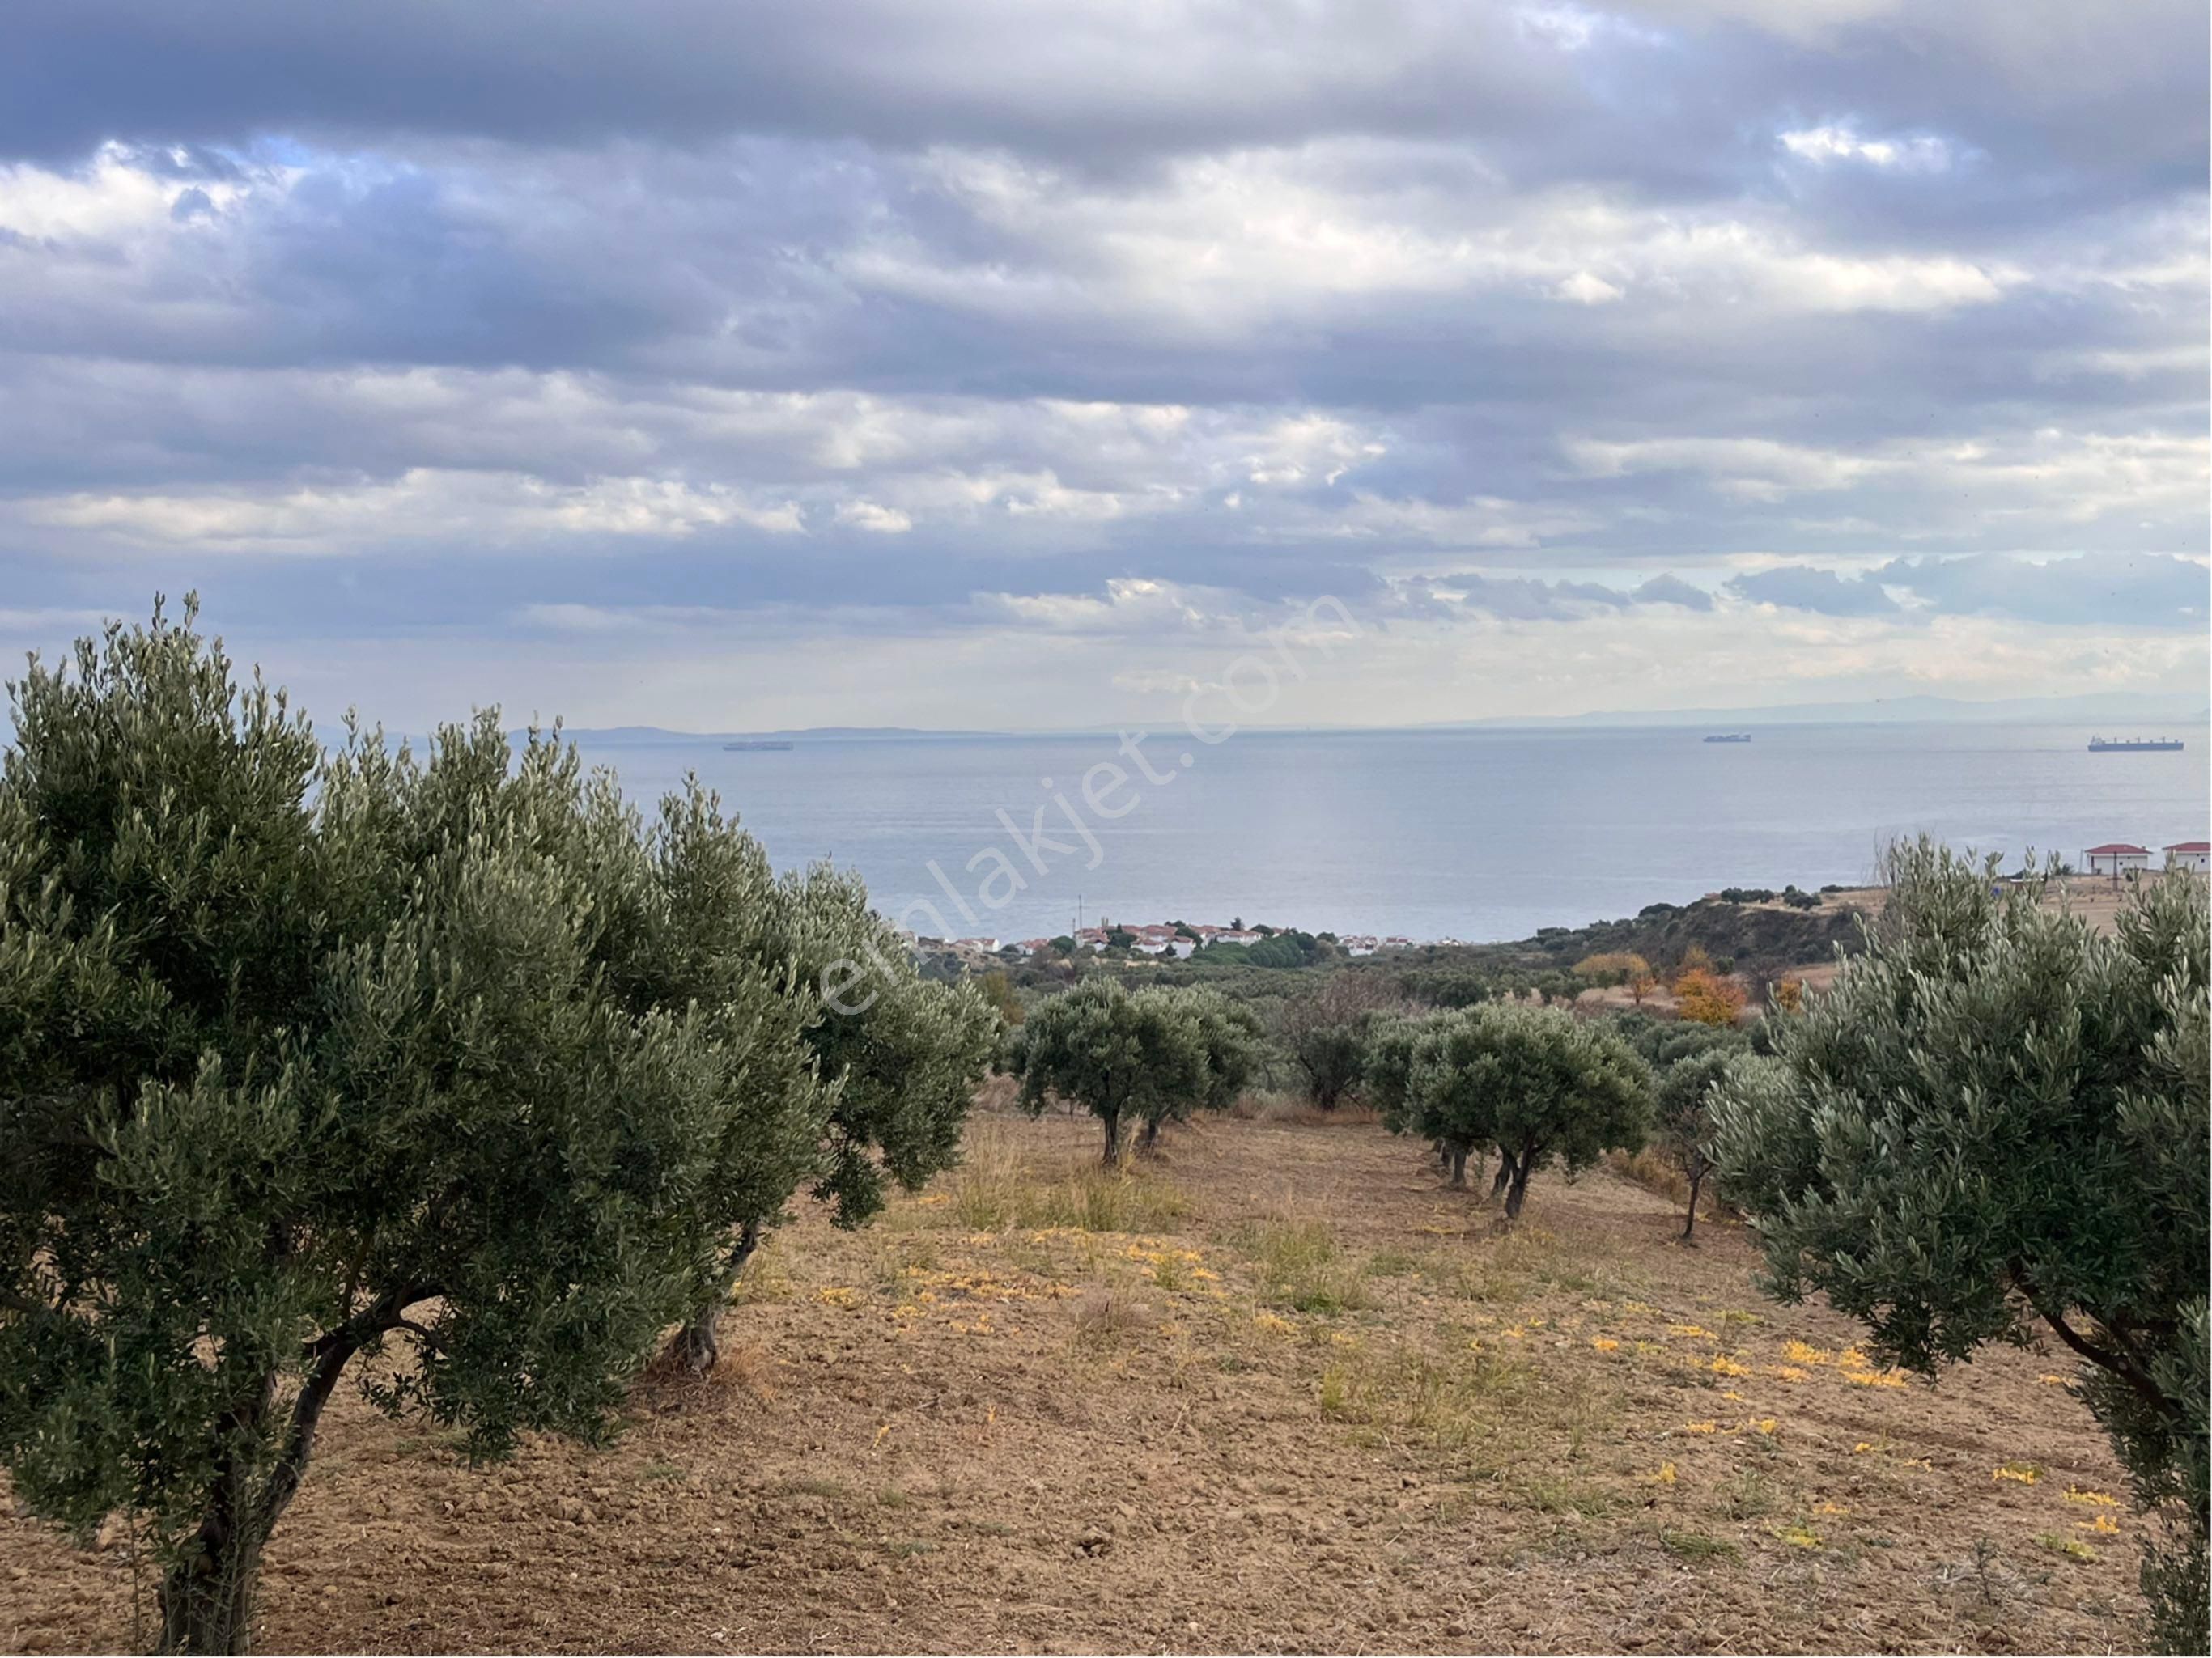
left=1702, top=732, right=1751, bottom=744
left=722, top=739, right=796, bottom=752
left=2087, top=736, right=2184, bottom=753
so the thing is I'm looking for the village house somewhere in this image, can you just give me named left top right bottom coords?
left=2083, top=842, right=2151, bottom=877
left=2163, top=840, right=2211, bottom=874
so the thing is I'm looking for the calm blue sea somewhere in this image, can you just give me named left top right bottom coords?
left=567, top=724, right=2212, bottom=945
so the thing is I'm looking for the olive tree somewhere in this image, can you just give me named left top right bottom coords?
left=1008, top=978, right=1211, bottom=1163
left=0, top=606, right=819, bottom=1652
left=664, top=854, right=996, bottom=1372
left=1139, top=986, right=1263, bottom=1150
left=1365, top=1011, right=1488, bottom=1188
left=1395, top=1004, right=1650, bottom=1219
left=1710, top=840, right=2209, bottom=1650
left=1654, top=1047, right=1768, bottom=1242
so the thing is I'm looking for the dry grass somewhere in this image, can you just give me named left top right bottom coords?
left=1227, top=1091, right=1380, bottom=1126
left=0, top=1109, right=2150, bottom=1655
left=933, top=1116, right=1189, bottom=1234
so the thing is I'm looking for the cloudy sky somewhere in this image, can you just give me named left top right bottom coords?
left=2, top=0, right=2206, bottom=731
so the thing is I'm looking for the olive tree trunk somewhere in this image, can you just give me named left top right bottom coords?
left=160, top=1331, right=361, bottom=1653
left=673, top=1220, right=764, bottom=1376
left=159, top=1524, right=265, bottom=1656
left=1447, top=1146, right=1468, bottom=1189
left=1502, top=1150, right=1536, bottom=1222
left=1099, top=1106, right=1122, bottom=1166
left=1682, top=1162, right=1708, bottom=1243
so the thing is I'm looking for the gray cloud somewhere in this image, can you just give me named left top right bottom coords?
left=1873, top=552, right=2209, bottom=627
left=1632, top=574, right=1715, bottom=610
left=1726, top=566, right=1900, bottom=616
left=0, top=2, right=2203, bottom=725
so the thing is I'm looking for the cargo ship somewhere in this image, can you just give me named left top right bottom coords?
left=2087, top=736, right=2184, bottom=753
left=722, top=739, right=796, bottom=752
left=1702, top=733, right=1751, bottom=744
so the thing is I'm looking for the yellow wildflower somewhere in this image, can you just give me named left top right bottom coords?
left=2065, top=1486, right=2119, bottom=1507
left=1993, top=1462, right=2043, bottom=1484
left=1591, top=1337, right=1621, bottom=1352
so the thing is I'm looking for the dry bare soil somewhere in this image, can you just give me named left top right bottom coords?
left=2, top=1109, right=2146, bottom=1654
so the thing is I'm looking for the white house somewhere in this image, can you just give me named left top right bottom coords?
left=2084, top=842, right=2151, bottom=876
left=2164, top=840, right=2211, bottom=873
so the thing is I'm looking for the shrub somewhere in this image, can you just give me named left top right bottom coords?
left=1712, top=839, right=2210, bottom=1650
left=1673, top=966, right=1747, bottom=1025
left=1280, top=971, right=1403, bottom=1108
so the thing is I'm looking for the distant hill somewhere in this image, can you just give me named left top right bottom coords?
left=547, top=689, right=2208, bottom=744
left=554, top=725, right=951, bottom=745
left=1452, top=690, right=2212, bottom=731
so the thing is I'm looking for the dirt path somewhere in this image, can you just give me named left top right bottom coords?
left=1, top=1112, right=2145, bottom=1653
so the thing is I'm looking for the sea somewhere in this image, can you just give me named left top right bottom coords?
left=567, top=723, right=2212, bottom=947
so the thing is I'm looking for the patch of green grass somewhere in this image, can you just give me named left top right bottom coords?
left=1660, top=1529, right=1742, bottom=1563
left=876, top=1486, right=911, bottom=1509
left=1238, top=1219, right=1370, bottom=1314
left=639, top=1458, right=686, bottom=1482
left=885, top=1539, right=937, bottom=1558
left=1365, top=1249, right=1421, bottom=1278
left=942, top=1124, right=1188, bottom=1233
left=1318, top=1362, right=1358, bottom=1418
left=1514, top=1474, right=1615, bottom=1519
left=1723, top=1465, right=1779, bottom=1521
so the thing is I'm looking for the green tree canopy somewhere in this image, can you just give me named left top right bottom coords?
left=1008, top=978, right=1244, bottom=1162
left=0, top=608, right=819, bottom=1652
left=1392, top=1004, right=1650, bottom=1218
left=1653, top=1046, right=1768, bottom=1242
left=1279, top=971, right=1400, bottom=1109
left=1709, top=840, right=2209, bottom=1648
left=1149, top=986, right=1263, bottom=1142
left=0, top=603, right=994, bottom=1648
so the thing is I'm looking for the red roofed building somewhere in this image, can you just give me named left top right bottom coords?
left=2084, top=842, right=2150, bottom=876
left=2163, top=841, right=2211, bottom=874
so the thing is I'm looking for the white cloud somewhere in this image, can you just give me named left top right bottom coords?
left=833, top=499, right=914, bottom=532
left=1554, top=269, right=1624, bottom=303
left=28, top=469, right=807, bottom=552
left=1779, top=124, right=1955, bottom=172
